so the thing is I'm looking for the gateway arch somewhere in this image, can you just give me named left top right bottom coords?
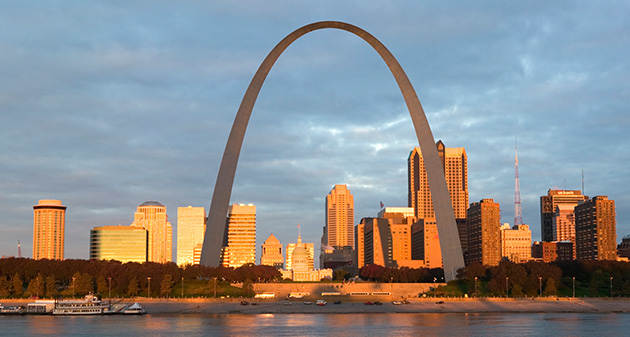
left=200, top=21, right=465, bottom=281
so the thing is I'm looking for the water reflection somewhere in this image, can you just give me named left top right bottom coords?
left=3, top=313, right=630, bottom=337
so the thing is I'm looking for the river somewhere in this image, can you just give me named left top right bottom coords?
left=2, top=313, right=629, bottom=336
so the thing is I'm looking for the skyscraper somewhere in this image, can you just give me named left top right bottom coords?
left=540, top=189, right=588, bottom=242
left=131, top=201, right=173, bottom=263
left=33, top=199, right=66, bottom=260
left=261, top=233, right=284, bottom=269
left=323, top=185, right=355, bottom=249
left=467, top=199, right=501, bottom=266
left=575, top=196, right=617, bottom=261
left=176, top=206, right=206, bottom=266
left=408, top=140, right=468, bottom=220
left=90, top=225, right=148, bottom=263
left=220, top=203, right=256, bottom=268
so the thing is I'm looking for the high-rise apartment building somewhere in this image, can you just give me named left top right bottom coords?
left=360, top=217, right=393, bottom=267
left=220, top=203, right=256, bottom=268
left=261, top=233, right=284, bottom=269
left=411, top=218, right=442, bottom=268
left=575, top=196, right=617, bottom=261
left=355, top=222, right=365, bottom=269
left=176, top=206, right=206, bottom=266
left=89, top=225, right=148, bottom=263
left=467, top=199, right=501, bottom=266
left=33, top=199, right=66, bottom=260
left=500, top=223, right=532, bottom=263
left=323, top=185, right=354, bottom=249
left=131, top=201, right=173, bottom=263
left=553, top=204, right=577, bottom=258
left=540, top=189, right=588, bottom=242
left=531, top=241, right=573, bottom=263
left=408, top=140, right=468, bottom=220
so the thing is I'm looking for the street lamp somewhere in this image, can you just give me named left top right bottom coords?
left=538, top=277, right=542, bottom=297
left=108, top=277, right=112, bottom=299
left=72, top=277, right=76, bottom=298
left=433, top=277, right=437, bottom=297
left=572, top=277, right=575, bottom=298
left=213, top=277, right=217, bottom=298
left=505, top=277, right=509, bottom=297
left=474, top=277, right=478, bottom=296
left=610, top=277, right=613, bottom=297
left=147, top=277, right=151, bottom=298
left=36, top=277, right=40, bottom=298
left=181, top=277, right=184, bottom=298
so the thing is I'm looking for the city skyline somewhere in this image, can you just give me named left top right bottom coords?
left=1, top=2, right=629, bottom=259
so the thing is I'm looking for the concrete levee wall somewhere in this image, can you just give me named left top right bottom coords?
left=253, top=282, right=444, bottom=299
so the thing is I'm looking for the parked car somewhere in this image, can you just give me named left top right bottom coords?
left=364, top=301, right=374, bottom=305
left=240, top=301, right=248, bottom=306
left=316, top=300, right=327, bottom=306
left=333, top=301, right=342, bottom=305
left=374, top=301, right=383, bottom=305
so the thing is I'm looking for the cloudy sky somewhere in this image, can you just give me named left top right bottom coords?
left=1, top=1, right=628, bottom=260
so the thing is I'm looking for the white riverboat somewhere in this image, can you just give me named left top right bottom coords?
left=52, top=294, right=112, bottom=315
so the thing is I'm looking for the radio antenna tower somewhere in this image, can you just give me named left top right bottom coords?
left=514, top=138, right=523, bottom=227
left=18, top=240, right=22, bottom=258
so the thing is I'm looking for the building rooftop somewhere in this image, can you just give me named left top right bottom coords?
left=139, top=200, right=165, bottom=207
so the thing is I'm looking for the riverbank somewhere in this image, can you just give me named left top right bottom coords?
left=3, top=298, right=629, bottom=314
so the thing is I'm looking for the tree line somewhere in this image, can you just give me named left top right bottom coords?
left=458, top=260, right=630, bottom=297
left=0, top=258, right=280, bottom=299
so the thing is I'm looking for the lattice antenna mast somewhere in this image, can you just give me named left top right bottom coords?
left=18, top=240, right=22, bottom=258
left=514, top=138, right=523, bottom=227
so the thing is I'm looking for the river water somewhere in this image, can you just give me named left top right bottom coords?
left=2, top=313, right=629, bottom=336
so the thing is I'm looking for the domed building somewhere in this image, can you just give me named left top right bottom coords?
left=280, top=227, right=333, bottom=281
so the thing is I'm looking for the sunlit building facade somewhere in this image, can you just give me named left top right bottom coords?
left=176, top=206, right=206, bottom=266
left=261, top=233, right=284, bottom=269
left=408, top=141, right=468, bottom=220
left=33, top=199, right=66, bottom=260
left=89, top=225, right=148, bottom=263
left=540, top=189, right=588, bottom=242
left=286, top=235, right=314, bottom=271
left=220, top=203, right=256, bottom=268
left=411, top=218, right=442, bottom=268
left=575, top=196, right=617, bottom=261
left=500, top=223, right=532, bottom=263
left=131, top=201, right=173, bottom=263
left=467, top=199, right=501, bottom=266
left=321, top=185, right=354, bottom=268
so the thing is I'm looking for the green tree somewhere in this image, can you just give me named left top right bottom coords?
left=74, top=272, right=93, bottom=296
left=589, top=270, right=607, bottom=296
left=12, top=273, right=23, bottom=297
left=96, top=275, right=108, bottom=296
left=0, top=275, right=11, bottom=298
left=333, top=269, right=348, bottom=281
left=45, top=275, right=58, bottom=298
left=242, top=278, right=254, bottom=297
left=511, top=283, right=524, bottom=297
left=127, top=277, right=139, bottom=297
left=161, top=274, right=173, bottom=297
left=544, top=278, right=557, bottom=296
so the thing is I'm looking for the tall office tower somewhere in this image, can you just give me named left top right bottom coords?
left=354, top=222, right=365, bottom=269
left=575, top=196, right=617, bottom=261
left=286, top=232, right=314, bottom=271
left=220, top=203, right=256, bottom=268
left=261, top=234, right=284, bottom=269
left=379, top=209, right=422, bottom=268
left=408, top=140, right=468, bottom=220
left=553, top=204, right=577, bottom=258
left=33, top=199, right=66, bottom=260
left=360, top=217, right=394, bottom=267
left=411, top=218, right=443, bottom=268
left=540, top=189, right=588, bottom=242
left=131, top=201, right=173, bottom=263
left=90, top=225, right=148, bottom=263
left=500, top=223, right=532, bottom=263
left=467, top=199, right=501, bottom=266
left=323, top=185, right=355, bottom=249
left=176, top=206, right=206, bottom=266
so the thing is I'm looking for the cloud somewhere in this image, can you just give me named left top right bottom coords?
left=0, top=1, right=628, bottom=260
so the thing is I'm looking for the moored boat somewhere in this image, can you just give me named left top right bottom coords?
left=52, top=293, right=112, bottom=315
left=122, top=302, right=146, bottom=315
